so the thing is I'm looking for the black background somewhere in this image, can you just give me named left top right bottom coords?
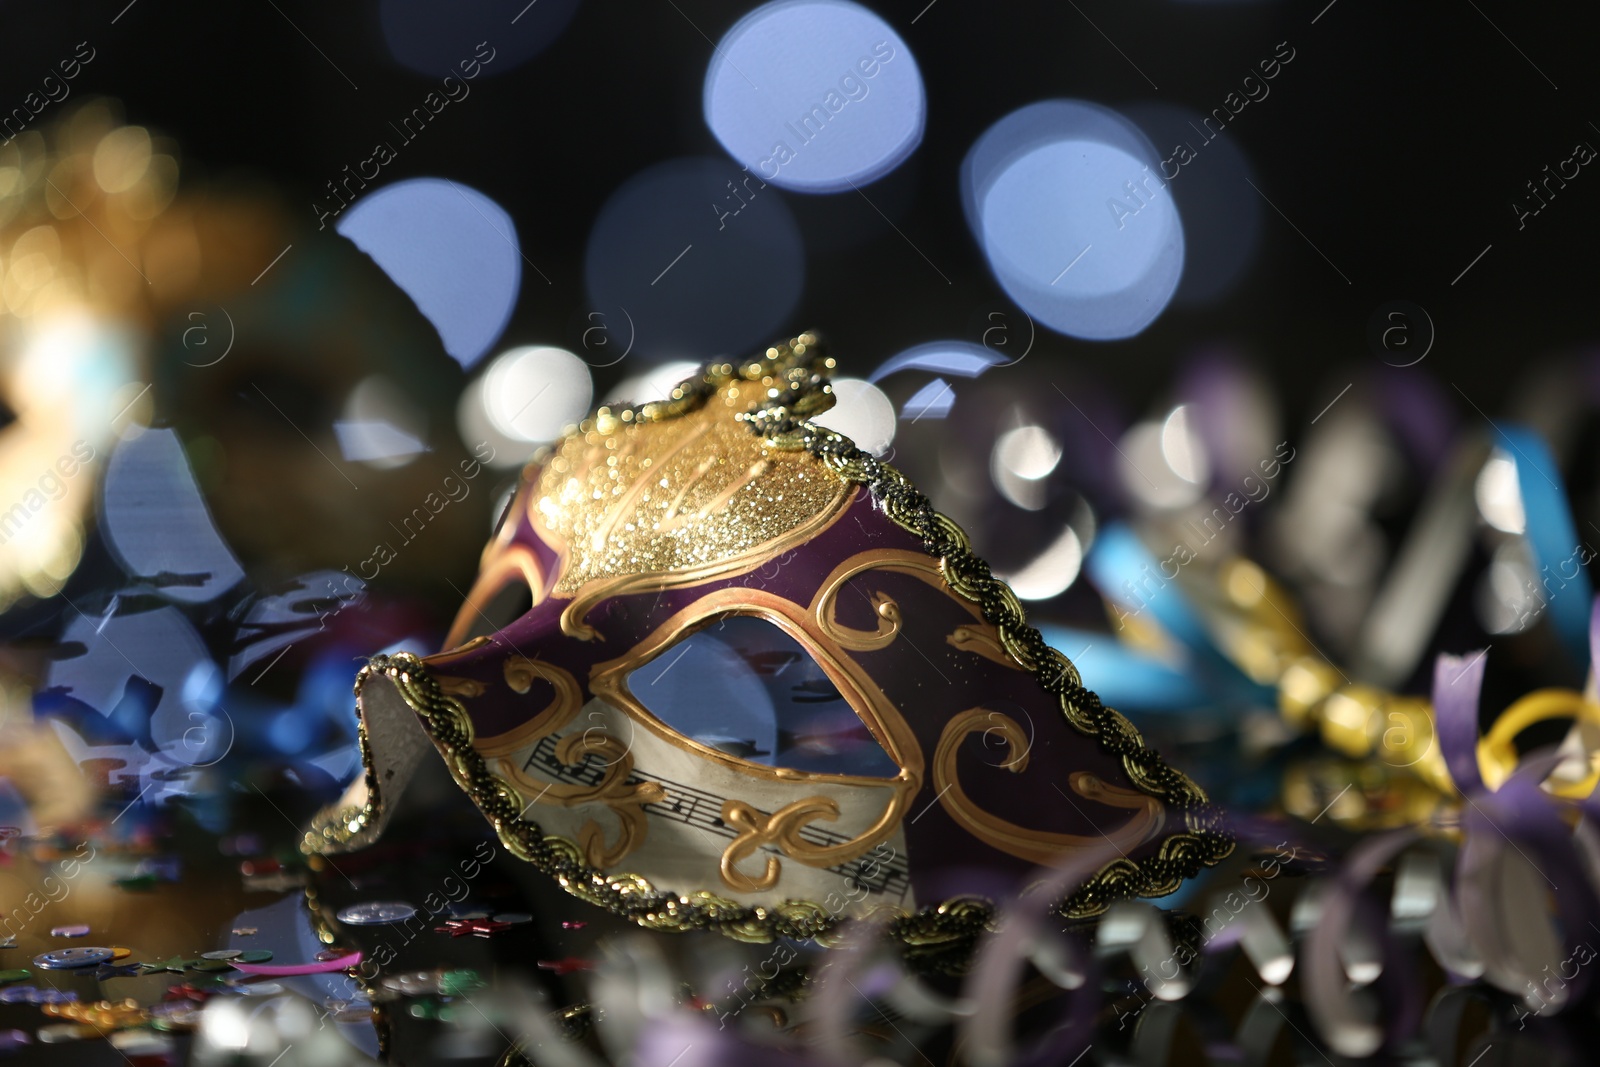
left=5, top=0, right=1595, bottom=417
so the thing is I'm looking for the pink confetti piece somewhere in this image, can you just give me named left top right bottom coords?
left=233, top=951, right=362, bottom=976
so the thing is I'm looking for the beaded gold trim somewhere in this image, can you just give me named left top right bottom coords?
left=306, top=332, right=1232, bottom=945
left=304, top=715, right=384, bottom=851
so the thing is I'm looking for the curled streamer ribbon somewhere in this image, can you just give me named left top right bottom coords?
left=960, top=844, right=1115, bottom=1067
left=1440, top=639, right=1600, bottom=1025
left=609, top=847, right=1117, bottom=1067
left=1301, top=830, right=1426, bottom=1057
left=1341, top=639, right=1600, bottom=1034
left=807, top=916, right=974, bottom=1067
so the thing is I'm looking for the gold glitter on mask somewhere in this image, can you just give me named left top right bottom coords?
left=531, top=378, right=852, bottom=599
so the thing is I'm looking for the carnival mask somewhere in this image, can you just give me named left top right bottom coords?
left=307, top=334, right=1231, bottom=944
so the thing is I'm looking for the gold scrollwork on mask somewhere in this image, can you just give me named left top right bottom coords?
left=934, top=707, right=1163, bottom=866
left=552, top=731, right=666, bottom=868
left=434, top=675, right=486, bottom=698
left=817, top=589, right=900, bottom=651
left=495, top=728, right=666, bottom=869
left=719, top=796, right=843, bottom=892
left=810, top=550, right=989, bottom=654
left=476, top=661, right=660, bottom=868
left=947, top=623, right=1025, bottom=671
left=475, top=659, right=583, bottom=758
left=814, top=554, right=904, bottom=650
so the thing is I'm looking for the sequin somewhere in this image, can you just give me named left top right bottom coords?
left=533, top=379, right=850, bottom=595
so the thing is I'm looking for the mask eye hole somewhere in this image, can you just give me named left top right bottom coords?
left=627, top=614, right=900, bottom=778
left=457, top=576, right=534, bottom=643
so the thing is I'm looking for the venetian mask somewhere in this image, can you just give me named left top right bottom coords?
left=307, top=334, right=1231, bottom=944
left=0, top=100, right=483, bottom=617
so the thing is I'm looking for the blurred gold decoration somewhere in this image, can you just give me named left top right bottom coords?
left=1281, top=759, right=1451, bottom=831
left=0, top=720, right=95, bottom=829
left=0, top=100, right=315, bottom=610
left=1, top=97, right=489, bottom=625
left=42, top=997, right=149, bottom=1032
left=0, top=101, right=172, bottom=609
left=1116, top=550, right=1600, bottom=827
left=0, top=101, right=184, bottom=324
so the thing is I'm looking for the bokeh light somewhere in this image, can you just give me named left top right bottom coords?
left=0, top=314, right=130, bottom=604
left=333, top=420, right=430, bottom=465
left=1117, top=416, right=1206, bottom=509
left=1159, top=404, right=1210, bottom=486
left=704, top=0, right=924, bottom=193
left=1475, top=449, right=1526, bottom=535
left=1123, top=102, right=1262, bottom=306
left=814, top=377, right=895, bottom=455
left=872, top=339, right=1005, bottom=420
left=91, top=125, right=153, bottom=194
left=483, top=345, right=591, bottom=441
left=1000, top=526, right=1083, bottom=601
left=962, top=100, right=1184, bottom=340
left=457, top=344, right=592, bottom=468
left=869, top=339, right=1003, bottom=383
left=585, top=157, right=804, bottom=361
left=902, top=378, right=955, bottom=419
left=336, top=373, right=431, bottom=467
left=336, top=178, right=521, bottom=370
left=991, top=423, right=1063, bottom=511
left=1480, top=539, right=1540, bottom=635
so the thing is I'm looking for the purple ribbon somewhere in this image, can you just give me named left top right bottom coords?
left=1433, top=649, right=1488, bottom=795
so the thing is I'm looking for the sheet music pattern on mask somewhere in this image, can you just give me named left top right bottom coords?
left=521, top=735, right=913, bottom=903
